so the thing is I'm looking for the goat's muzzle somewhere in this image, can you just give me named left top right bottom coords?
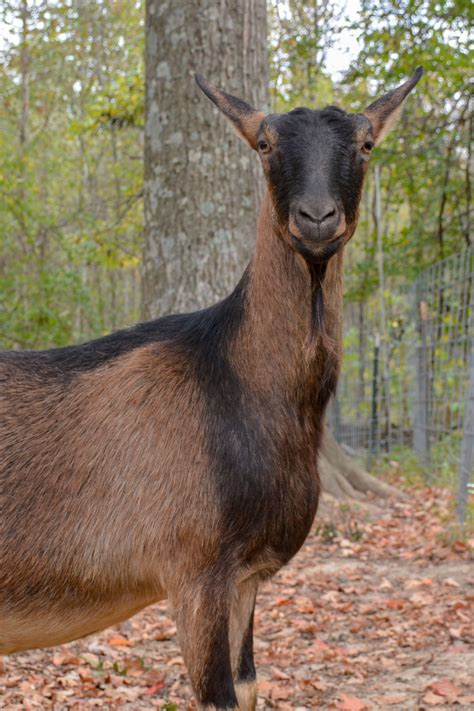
left=289, top=203, right=346, bottom=261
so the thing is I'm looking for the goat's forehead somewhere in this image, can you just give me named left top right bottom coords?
left=263, top=108, right=369, bottom=142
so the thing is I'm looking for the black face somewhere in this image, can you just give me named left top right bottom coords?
left=257, top=107, right=374, bottom=261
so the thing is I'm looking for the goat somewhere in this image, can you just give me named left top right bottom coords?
left=0, top=68, right=422, bottom=710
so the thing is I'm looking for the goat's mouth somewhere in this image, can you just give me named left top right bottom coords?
left=289, top=215, right=347, bottom=262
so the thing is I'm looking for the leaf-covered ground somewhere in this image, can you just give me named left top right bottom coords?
left=2, top=487, right=473, bottom=710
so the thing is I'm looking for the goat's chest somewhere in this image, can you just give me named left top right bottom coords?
left=214, top=405, right=321, bottom=566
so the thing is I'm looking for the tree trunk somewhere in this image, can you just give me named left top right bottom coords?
left=142, top=0, right=399, bottom=505
left=319, top=428, right=404, bottom=501
left=143, top=0, right=268, bottom=318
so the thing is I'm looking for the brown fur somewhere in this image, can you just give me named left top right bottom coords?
left=232, top=192, right=344, bottom=394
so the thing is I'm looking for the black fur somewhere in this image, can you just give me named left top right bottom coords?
left=236, top=606, right=256, bottom=683
left=265, top=107, right=365, bottom=226
left=198, top=610, right=239, bottom=708
left=308, top=261, right=328, bottom=340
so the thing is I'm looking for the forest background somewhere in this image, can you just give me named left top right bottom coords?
left=0, top=0, right=471, bottom=351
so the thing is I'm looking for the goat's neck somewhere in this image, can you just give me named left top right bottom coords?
left=234, top=191, right=344, bottom=399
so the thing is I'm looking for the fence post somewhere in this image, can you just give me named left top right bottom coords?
left=458, top=353, right=474, bottom=524
left=413, top=297, right=430, bottom=469
left=374, top=165, right=391, bottom=451
left=368, top=333, right=380, bottom=470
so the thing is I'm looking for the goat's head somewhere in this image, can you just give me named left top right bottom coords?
left=195, top=68, right=423, bottom=262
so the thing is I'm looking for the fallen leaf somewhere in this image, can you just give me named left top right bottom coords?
left=428, top=679, right=460, bottom=702
left=336, top=692, right=368, bottom=710
left=374, top=694, right=407, bottom=705
left=422, top=691, right=445, bottom=706
left=275, top=596, right=292, bottom=606
left=52, top=652, right=82, bottom=666
left=386, top=598, right=406, bottom=609
left=143, top=681, right=165, bottom=695
left=271, top=684, right=292, bottom=700
left=458, top=695, right=474, bottom=706
left=108, top=635, right=133, bottom=647
left=271, top=666, right=290, bottom=680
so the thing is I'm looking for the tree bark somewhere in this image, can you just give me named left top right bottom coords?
left=319, top=428, right=404, bottom=501
left=143, top=0, right=268, bottom=317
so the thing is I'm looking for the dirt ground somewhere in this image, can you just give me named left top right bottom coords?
left=1, top=486, right=473, bottom=710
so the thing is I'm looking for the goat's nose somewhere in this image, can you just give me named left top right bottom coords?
left=297, top=199, right=337, bottom=225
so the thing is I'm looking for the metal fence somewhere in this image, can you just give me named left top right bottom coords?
left=329, top=248, right=474, bottom=525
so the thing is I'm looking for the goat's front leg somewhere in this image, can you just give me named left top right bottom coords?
left=229, top=582, right=258, bottom=711
left=174, top=583, right=239, bottom=710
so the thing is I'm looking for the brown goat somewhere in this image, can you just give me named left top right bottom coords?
left=0, top=68, right=422, bottom=710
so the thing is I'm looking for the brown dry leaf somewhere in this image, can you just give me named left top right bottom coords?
left=52, top=651, right=82, bottom=666
left=422, top=690, right=446, bottom=706
left=258, top=679, right=274, bottom=696
left=428, top=679, right=461, bottom=702
left=143, top=681, right=166, bottom=695
left=373, top=693, right=408, bottom=705
left=458, top=695, right=474, bottom=706
left=107, top=635, right=133, bottom=646
left=311, top=679, right=329, bottom=692
left=271, top=666, right=290, bottom=680
left=336, top=692, right=369, bottom=710
left=154, top=629, right=175, bottom=641
left=385, top=598, right=406, bottom=609
left=271, top=684, right=292, bottom=700
left=77, top=666, right=94, bottom=682
left=274, top=596, right=292, bottom=606
left=166, top=655, right=184, bottom=666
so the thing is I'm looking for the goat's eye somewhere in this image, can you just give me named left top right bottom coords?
left=257, top=140, right=271, bottom=154
left=362, top=140, right=375, bottom=154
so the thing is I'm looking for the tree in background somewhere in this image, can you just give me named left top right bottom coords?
left=142, top=0, right=268, bottom=317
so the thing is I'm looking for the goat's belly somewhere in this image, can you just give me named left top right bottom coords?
left=0, top=592, right=162, bottom=655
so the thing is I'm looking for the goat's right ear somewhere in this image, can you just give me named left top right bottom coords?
left=364, top=66, right=423, bottom=145
left=195, top=74, right=264, bottom=150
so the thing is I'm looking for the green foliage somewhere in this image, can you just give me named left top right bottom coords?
left=269, top=0, right=338, bottom=110
left=0, top=0, right=144, bottom=349
left=341, top=0, right=472, bottom=298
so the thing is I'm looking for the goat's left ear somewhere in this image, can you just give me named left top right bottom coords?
left=195, top=74, right=264, bottom=150
left=364, top=66, right=423, bottom=145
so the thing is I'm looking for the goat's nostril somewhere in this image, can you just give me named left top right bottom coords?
left=322, top=207, right=336, bottom=222
left=297, top=201, right=338, bottom=226
left=299, top=208, right=316, bottom=223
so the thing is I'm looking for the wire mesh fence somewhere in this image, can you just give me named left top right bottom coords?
left=329, top=247, right=474, bottom=526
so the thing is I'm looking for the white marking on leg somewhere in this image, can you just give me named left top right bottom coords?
left=235, top=680, right=257, bottom=711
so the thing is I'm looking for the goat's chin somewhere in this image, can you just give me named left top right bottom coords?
left=290, top=233, right=345, bottom=263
